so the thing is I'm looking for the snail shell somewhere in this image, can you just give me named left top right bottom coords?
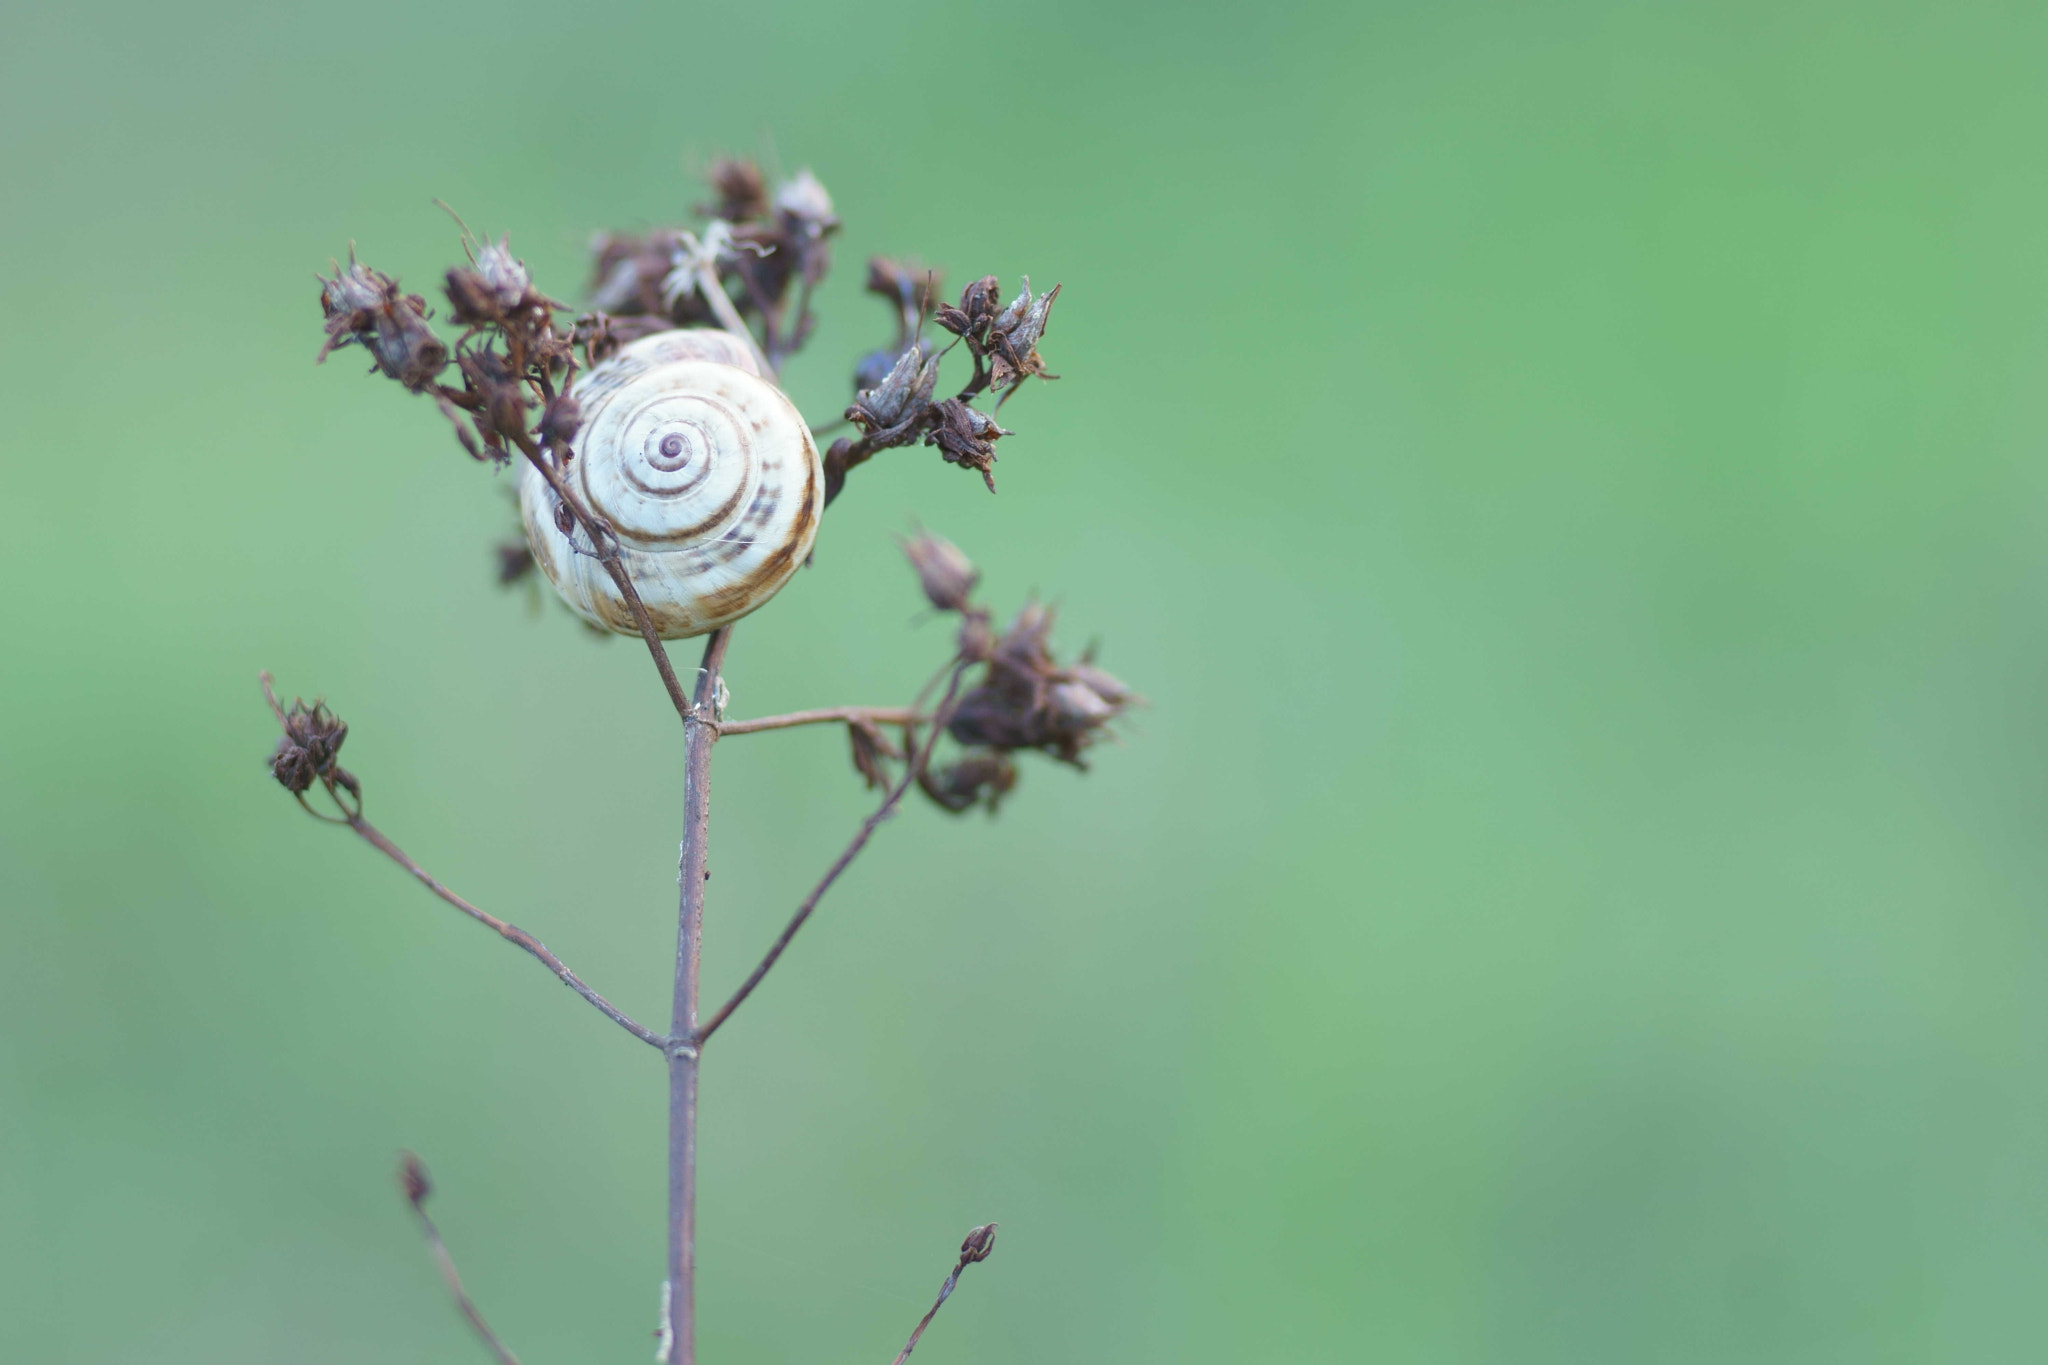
left=518, top=329, right=822, bottom=639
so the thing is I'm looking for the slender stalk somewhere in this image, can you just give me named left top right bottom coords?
left=400, top=1154, right=522, bottom=1365
left=697, top=663, right=969, bottom=1044
left=666, top=627, right=731, bottom=1365
left=344, top=816, right=665, bottom=1049
left=892, top=1224, right=998, bottom=1365
left=717, top=705, right=930, bottom=736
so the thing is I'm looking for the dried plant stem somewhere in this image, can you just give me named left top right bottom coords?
left=345, top=815, right=663, bottom=1048
left=697, top=662, right=970, bottom=1044
left=512, top=436, right=694, bottom=729
left=403, top=1160, right=522, bottom=1365
left=717, top=705, right=930, bottom=736
left=665, top=626, right=732, bottom=1365
left=682, top=243, right=773, bottom=377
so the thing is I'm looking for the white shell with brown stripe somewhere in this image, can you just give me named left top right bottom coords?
left=518, top=329, right=822, bottom=639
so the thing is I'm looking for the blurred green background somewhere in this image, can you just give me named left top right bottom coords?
left=5, top=0, right=2047, bottom=1360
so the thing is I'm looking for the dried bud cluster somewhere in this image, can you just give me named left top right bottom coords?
left=313, top=229, right=589, bottom=480
left=948, top=601, right=1134, bottom=769
left=312, top=159, right=1076, bottom=609
left=826, top=269, right=1060, bottom=504
left=839, top=535, right=1134, bottom=816
left=262, top=673, right=361, bottom=814
left=935, top=275, right=1060, bottom=402
left=590, top=157, right=838, bottom=365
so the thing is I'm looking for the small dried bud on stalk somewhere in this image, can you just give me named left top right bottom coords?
left=934, top=274, right=1003, bottom=341
left=959, top=1223, right=998, bottom=1264
left=399, top=1152, right=432, bottom=1207
left=495, top=539, right=536, bottom=586
left=865, top=256, right=943, bottom=320
left=847, top=717, right=902, bottom=791
left=701, top=156, right=771, bottom=222
left=901, top=530, right=980, bottom=612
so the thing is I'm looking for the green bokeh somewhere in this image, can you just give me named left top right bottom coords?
left=5, top=1, right=2047, bottom=1360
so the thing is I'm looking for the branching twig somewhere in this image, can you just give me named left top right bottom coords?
left=400, top=1153, right=522, bottom=1365
left=891, top=1224, right=998, bottom=1365
left=696, top=661, right=970, bottom=1043
left=346, top=814, right=665, bottom=1049
left=717, top=705, right=930, bottom=736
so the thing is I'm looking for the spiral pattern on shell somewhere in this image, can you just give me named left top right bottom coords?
left=518, top=330, right=822, bottom=639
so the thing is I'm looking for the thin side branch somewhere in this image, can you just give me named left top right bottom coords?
left=892, top=1224, right=998, bottom=1365
left=400, top=1154, right=522, bottom=1365
left=717, top=705, right=930, bottom=736
left=347, top=815, right=665, bottom=1049
left=696, top=662, right=971, bottom=1043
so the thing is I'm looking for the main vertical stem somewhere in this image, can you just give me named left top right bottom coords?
left=667, top=627, right=731, bottom=1365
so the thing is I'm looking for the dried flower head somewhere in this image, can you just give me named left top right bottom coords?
left=589, top=228, right=710, bottom=323
left=986, top=278, right=1061, bottom=399
left=944, top=603, right=1136, bottom=767
left=445, top=234, right=552, bottom=328
left=317, top=253, right=448, bottom=392
left=849, top=343, right=939, bottom=434
left=923, top=399, right=1011, bottom=491
left=774, top=169, right=838, bottom=239
left=261, top=672, right=361, bottom=810
left=900, top=529, right=980, bottom=612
